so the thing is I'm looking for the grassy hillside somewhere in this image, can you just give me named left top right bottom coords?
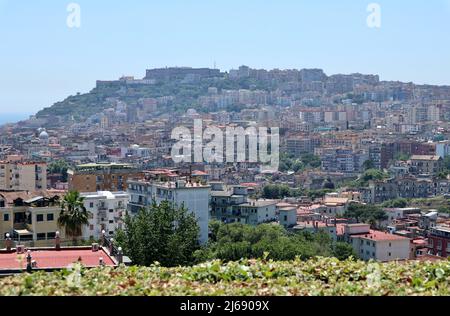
left=0, top=257, right=449, bottom=296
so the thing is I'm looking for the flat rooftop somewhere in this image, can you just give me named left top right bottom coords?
left=81, top=191, right=129, bottom=199
left=130, top=180, right=210, bottom=189
left=241, top=200, right=277, bottom=207
left=70, top=163, right=137, bottom=172
left=0, top=248, right=116, bottom=272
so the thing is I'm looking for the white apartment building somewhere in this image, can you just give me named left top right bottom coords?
left=279, top=207, right=297, bottom=228
left=128, top=179, right=210, bottom=244
left=210, top=183, right=278, bottom=226
left=428, top=105, right=441, bottom=122
left=81, top=191, right=130, bottom=240
left=345, top=224, right=411, bottom=262
left=435, top=141, right=450, bottom=158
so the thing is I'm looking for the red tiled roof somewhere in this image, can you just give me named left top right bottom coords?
left=415, top=254, right=445, bottom=262
left=192, top=171, right=208, bottom=176
left=240, top=183, right=259, bottom=187
left=360, top=230, right=410, bottom=242
left=0, top=249, right=115, bottom=271
left=412, top=239, right=428, bottom=246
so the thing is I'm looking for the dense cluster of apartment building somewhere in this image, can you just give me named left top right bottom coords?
left=1, top=66, right=450, bottom=267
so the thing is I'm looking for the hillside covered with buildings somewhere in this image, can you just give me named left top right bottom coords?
left=1, top=65, right=450, bottom=277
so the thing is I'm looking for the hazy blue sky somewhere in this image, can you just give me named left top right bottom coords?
left=1, top=0, right=450, bottom=114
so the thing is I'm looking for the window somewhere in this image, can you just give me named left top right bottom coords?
left=389, top=252, right=392, bottom=257
left=109, top=209, right=114, bottom=213
left=37, top=214, right=44, bottom=222
left=47, top=213, right=54, bottom=221
left=109, top=220, right=114, bottom=224
left=389, top=243, right=392, bottom=247
left=90, top=202, right=94, bottom=208
left=3, top=214, right=9, bottom=222
left=37, top=233, right=46, bottom=240
left=90, top=225, right=94, bottom=231
left=47, top=232, right=56, bottom=239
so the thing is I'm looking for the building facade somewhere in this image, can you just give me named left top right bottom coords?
left=0, top=161, right=47, bottom=191
left=68, top=163, right=143, bottom=193
left=127, top=179, right=210, bottom=244
left=428, top=226, right=450, bottom=258
left=410, top=155, right=443, bottom=175
left=0, top=192, right=65, bottom=246
left=210, top=182, right=278, bottom=225
left=344, top=224, right=411, bottom=262
left=81, top=191, right=130, bottom=240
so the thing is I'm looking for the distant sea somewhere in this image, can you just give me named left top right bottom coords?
left=0, top=113, right=32, bottom=126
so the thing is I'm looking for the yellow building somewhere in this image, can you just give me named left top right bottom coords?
left=0, top=161, right=47, bottom=191
left=0, top=191, right=66, bottom=247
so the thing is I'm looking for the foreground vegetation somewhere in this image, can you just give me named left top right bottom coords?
left=195, top=221, right=356, bottom=263
left=0, top=258, right=448, bottom=296
left=114, top=203, right=356, bottom=267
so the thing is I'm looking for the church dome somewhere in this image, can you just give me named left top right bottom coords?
left=39, top=130, right=49, bottom=140
left=186, top=108, right=198, bottom=116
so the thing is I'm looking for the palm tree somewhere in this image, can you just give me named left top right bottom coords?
left=58, top=191, right=89, bottom=245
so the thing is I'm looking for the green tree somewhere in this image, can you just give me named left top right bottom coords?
left=344, top=203, right=388, bottom=228
left=116, top=201, right=200, bottom=267
left=48, top=159, right=70, bottom=182
left=394, top=152, right=411, bottom=162
left=444, top=156, right=450, bottom=170
left=301, top=154, right=322, bottom=169
left=208, top=220, right=223, bottom=243
left=333, top=242, right=357, bottom=261
left=58, top=191, right=89, bottom=243
left=363, top=160, right=375, bottom=171
left=382, top=198, right=409, bottom=208
left=262, top=184, right=292, bottom=199
left=362, top=169, right=388, bottom=182
left=194, top=223, right=334, bottom=263
left=353, top=169, right=390, bottom=187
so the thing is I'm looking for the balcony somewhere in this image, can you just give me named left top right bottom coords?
left=13, top=223, right=27, bottom=231
left=97, top=204, right=108, bottom=211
